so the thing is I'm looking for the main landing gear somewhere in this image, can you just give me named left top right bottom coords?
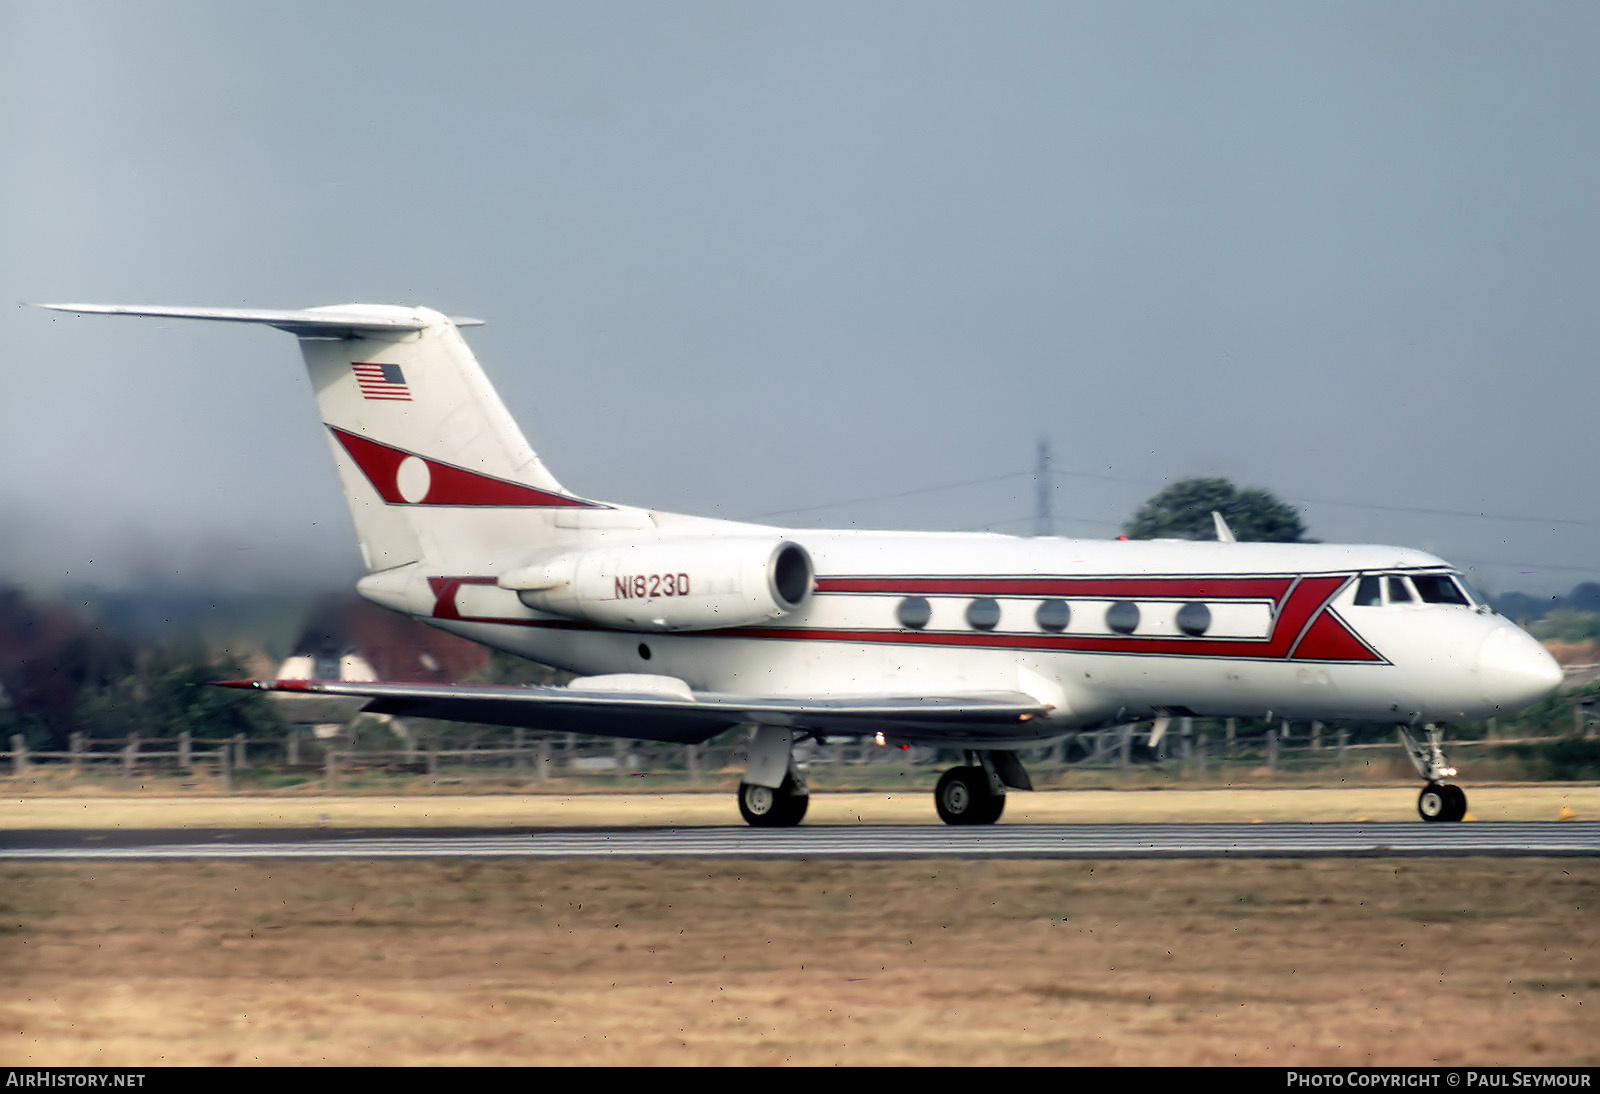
left=1400, top=723, right=1468, bottom=823
left=934, top=766, right=1005, bottom=824
left=934, top=750, right=1032, bottom=826
left=735, top=728, right=1035, bottom=827
left=737, top=725, right=810, bottom=827
left=738, top=775, right=809, bottom=827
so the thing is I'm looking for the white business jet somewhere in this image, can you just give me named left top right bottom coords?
left=42, top=303, right=1563, bottom=825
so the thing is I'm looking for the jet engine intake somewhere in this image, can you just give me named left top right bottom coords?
left=500, top=537, right=814, bottom=632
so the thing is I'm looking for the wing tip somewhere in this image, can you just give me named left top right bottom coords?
left=213, top=678, right=312, bottom=692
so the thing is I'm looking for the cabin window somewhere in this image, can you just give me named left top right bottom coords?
left=1354, top=576, right=1382, bottom=606
left=966, top=598, right=1001, bottom=631
left=1036, top=599, right=1071, bottom=633
left=1412, top=574, right=1470, bottom=606
left=897, top=596, right=932, bottom=630
left=1106, top=601, right=1140, bottom=634
left=1176, top=602, right=1211, bottom=637
left=1387, top=576, right=1414, bottom=604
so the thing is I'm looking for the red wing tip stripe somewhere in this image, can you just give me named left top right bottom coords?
left=213, top=678, right=316, bottom=692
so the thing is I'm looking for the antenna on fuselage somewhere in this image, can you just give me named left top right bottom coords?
left=1212, top=510, right=1237, bottom=543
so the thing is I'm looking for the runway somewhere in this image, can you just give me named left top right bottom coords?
left=4, top=821, right=1597, bottom=859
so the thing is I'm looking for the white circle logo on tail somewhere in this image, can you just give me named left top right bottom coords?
left=396, top=456, right=431, bottom=503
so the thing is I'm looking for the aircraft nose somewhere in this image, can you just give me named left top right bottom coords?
left=1477, top=624, right=1564, bottom=712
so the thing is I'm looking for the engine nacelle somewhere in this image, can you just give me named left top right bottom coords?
left=499, top=537, right=814, bottom=632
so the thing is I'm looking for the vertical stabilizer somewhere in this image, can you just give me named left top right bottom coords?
left=38, top=303, right=605, bottom=575
left=292, top=305, right=590, bottom=571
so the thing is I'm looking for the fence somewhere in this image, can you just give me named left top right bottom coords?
left=4, top=717, right=1587, bottom=789
left=6, top=730, right=246, bottom=789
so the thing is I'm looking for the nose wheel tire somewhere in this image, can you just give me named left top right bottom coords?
left=739, top=777, right=809, bottom=827
left=935, top=766, right=1005, bottom=825
left=1418, top=781, right=1467, bottom=823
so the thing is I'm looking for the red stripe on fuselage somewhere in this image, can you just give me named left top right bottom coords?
left=424, top=570, right=1382, bottom=663
left=428, top=576, right=499, bottom=620
left=1288, top=607, right=1383, bottom=662
left=815, top=575, right=1295, bottom=601
left=722, top=575, right=1370, bottom=661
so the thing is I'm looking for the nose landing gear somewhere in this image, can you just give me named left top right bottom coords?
left=1400, top=724, right=1468, bottom=823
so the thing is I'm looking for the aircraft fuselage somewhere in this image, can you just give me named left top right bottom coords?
left=363, top=532, right=1559, bottom=746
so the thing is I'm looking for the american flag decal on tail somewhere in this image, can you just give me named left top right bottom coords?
left=352, top=362, right=412, bottom=401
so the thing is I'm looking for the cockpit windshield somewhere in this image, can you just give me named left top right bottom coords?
left=1412, top=574, right=1470, bottom=606
left=1354, top=576, right=1381, bottom=606
left=1351, top=571, right=1483, bottom=609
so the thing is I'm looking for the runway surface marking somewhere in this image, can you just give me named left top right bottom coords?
left=4, top=822, right=1597, bottom=859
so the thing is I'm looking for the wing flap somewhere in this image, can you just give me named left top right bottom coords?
left=218, top=679, right=1051, bottom=745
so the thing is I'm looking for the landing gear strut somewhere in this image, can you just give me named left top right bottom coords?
left=1400, top=723, right=1467, bottom=823
left=737, top=725, right=809, bottom=827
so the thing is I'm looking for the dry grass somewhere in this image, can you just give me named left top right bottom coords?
left=1547, top=640, right=1600, bottom=665
left=4, top=784, right=1597, bottom=829
left=2, top=857, right=1596, bottom=1066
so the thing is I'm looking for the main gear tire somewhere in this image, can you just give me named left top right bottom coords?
left=935, top=766, right=1004, bottom=826
left=739, top=777, right=809, bottom=827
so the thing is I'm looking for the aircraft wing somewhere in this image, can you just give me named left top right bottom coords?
left=218, top=678, right=1052, bottom=745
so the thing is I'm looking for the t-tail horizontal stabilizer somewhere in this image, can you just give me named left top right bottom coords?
left=36, top=303, right=484, bottom=335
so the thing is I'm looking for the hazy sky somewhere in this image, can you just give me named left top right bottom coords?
left=3, top=1, right=1597, bottom=597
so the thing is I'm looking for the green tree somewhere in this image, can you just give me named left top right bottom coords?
left=75, top=648, right=286, bottom=742
left=1529, top=610, right=1600, bottom=644
left=1124, top=477, right=1309, bottom=542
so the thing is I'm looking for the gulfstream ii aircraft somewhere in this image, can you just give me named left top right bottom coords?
left=44, top=303, right=1564, bottom=825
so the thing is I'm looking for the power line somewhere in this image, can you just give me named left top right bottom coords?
left=1448, top=557, right=1600, bottom=576
left=749, top=470, right=1031, bottom=520
left=744, top=460, right=1596, bottom=578
left=1043, top=467, right=1591, bottom=529
left=959, top=513, right=1124, bottom=533
left=760, top=461, right=1587, bottom=527
left=1285, top=495, right=1591, bottom=529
